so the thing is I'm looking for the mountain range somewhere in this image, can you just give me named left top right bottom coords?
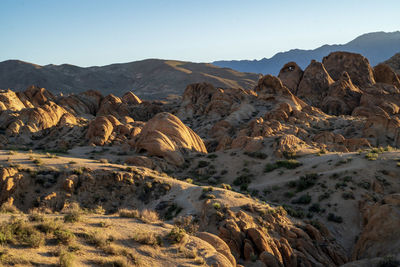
left=0, top=59, right=260, bottom=99
left=213, top=31, right=400, bottom=75
left=0, top=31, right=399, bottom=99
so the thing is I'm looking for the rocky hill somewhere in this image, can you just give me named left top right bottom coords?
left=0, top=51, right=400, bottom=266
left=385, top=52, right=400, bottom=74
left=0, top=59, right=260, bottom=100
left=213, top=31, right=400, bottom=75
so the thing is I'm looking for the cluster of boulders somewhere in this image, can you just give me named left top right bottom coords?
left=0, top=85, right=206, bottom=165
left=199, top=200, right=347, bottom=267
left=1, top=51, right=400, bottom=162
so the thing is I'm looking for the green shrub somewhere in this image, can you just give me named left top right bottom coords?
left=36, top=219, right=61, bottom=234
left=132, top=231, right=161, bottom=247
left=296, top=173, right=318, bottom=191
left=365, top=152, right=378, bottom=161
left=197, top=161, right=209, bottom=168
left=318, top=192, right=331, bottom=201
left=212, top=202, right=221, bottom=210
left=164, top=204, right=183, bottom=220
left=244, top=151, right=268, bottom=159
left=282, top=205, right=304, bottom=219
left=59, top=249, right=75, bottom=267
left=308, top=203, right=321, bottom=213
left=0, top=218, right=44, bottom=247
left=291, top=194, right=312, bottom=205
left=168, top=227, right=186, bottom=244
left=28, top=213, right=45, bottom=222
left=342, top=192, right=355, bottom=200
left=282, top=151, right=297, bottom=159
left=264, top=163, right=278, bottom=172
left=233, top=174, right=253, bottom=187
left=327, top=213, right=343, bottom=223
left=64, top=211, right=81, bottom=223
left=54, top=229, right=75, bottom=245
left=264, top=160, right=302, bottom=173
left=378, top=255, right=400, bottom=267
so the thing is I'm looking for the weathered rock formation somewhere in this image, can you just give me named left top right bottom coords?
left=134, top=112, right=207, bottom=165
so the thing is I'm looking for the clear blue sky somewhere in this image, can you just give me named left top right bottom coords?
left=0, top=0, right=399, bottom=66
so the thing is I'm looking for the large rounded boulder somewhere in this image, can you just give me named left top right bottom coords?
left=322, top=51, right=375, bottom=87
left=134, top=112, right=207, bottom=165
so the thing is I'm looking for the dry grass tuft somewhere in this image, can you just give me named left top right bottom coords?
left=119, top=208, right=159, bottom=224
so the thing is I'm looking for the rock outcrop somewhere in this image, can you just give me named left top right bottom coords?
left=134, top=112, right=207, bottom=165
left=17, top=85, right=55, bottom=107
left=86, top=116, right=115, bottom=146
left=0, top=89, right=27, bottom=111
left=297, top=60, right=334, bottom=107
left=373, top=63, right=400, bottom=88
left=322, top=51, right=375, bottom=87
left=321, top=71, right=363, bottom=115
left=278, top=61, right=303, bottom=94
left=352, top=194, right=400, bottom=260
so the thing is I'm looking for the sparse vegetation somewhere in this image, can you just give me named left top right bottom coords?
left=264, top=159, right=302, bottom=173
left=59, top=249, right=75, bottom=267
left=54, top=229, right=76, bottom=245
left=327, top=213, right=343, bottom=223
left=244, top=151, right=268, bottom=159
left=168, top=226, right=186, bottom=244
left=0, top=217, right=45, bottom=248
left=291, top=194, right=312, bottom=205
left=365, top=152, right=378, bottom=161
left=378, top=255, right=400, bottom=267
left=119, top=208, right=159, bottom=223
left=132, top=231, right=162, bottom=247
left=197, top=160, right=209, bottom=168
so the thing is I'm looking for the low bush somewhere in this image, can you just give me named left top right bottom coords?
left=291, top=194, right=312, bottom=205
left=327, top=213, right=343, bottom=223
left=132, top=231, right=162, bottom=247
left=244, top=151, right=268, bottom=159
left=264, top=159, right=302, bottom=173
left=54, top=229, right=75, bottom=245
left=0, top=217, right=45, bottom=248
left=59, top=249, right=75, bottom=267
left=296, top=173, right=318, bottom=192
left=168, top=227, right=186, bottom=244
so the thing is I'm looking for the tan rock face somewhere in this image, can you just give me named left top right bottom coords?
left=373, top=63, right=400, bottom=88
left=196, top=232, right=236, bottom=267
left=216, top=205, right=347, bottom=266
left=58, top=90, right=103, bottom=116
left=0, top=167, right=23, bottom=203
left=255, top=75, right=291, bottom=97
left=352, top=196, right=400, bottom=260
left=134, top=112, right=207, bottom=165
left=17, top=85, right=55, bottom=107
left=122, top=91, right=142, bottom=105
left=16, top=101, right=72, bottom=134
left=86, top=116, right=114, bottom=146
left=297, top=60, right=334, bottom=107
left=278, top=61, right=303, bottom=94
left=179, top=82, right=216, bottom=119
left=0, top=90, right=27, bottom=111
left=322, top=51, right=375, bottom=87
left=97, top=94, right=129, bottom=118
left=321, top=71, right=363, bottom=115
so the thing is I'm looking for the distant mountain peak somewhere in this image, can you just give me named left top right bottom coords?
left=213, top=31, right=400, bottom=75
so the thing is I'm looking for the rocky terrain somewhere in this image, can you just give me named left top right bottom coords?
left=0, top=59, right=260, bottom=100
left=385, top=53, right=400, bottom=74
left=0, top=51, right=400, bottom=266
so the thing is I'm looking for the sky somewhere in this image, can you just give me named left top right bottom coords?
left=0, top=0, right=399, bottom=67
